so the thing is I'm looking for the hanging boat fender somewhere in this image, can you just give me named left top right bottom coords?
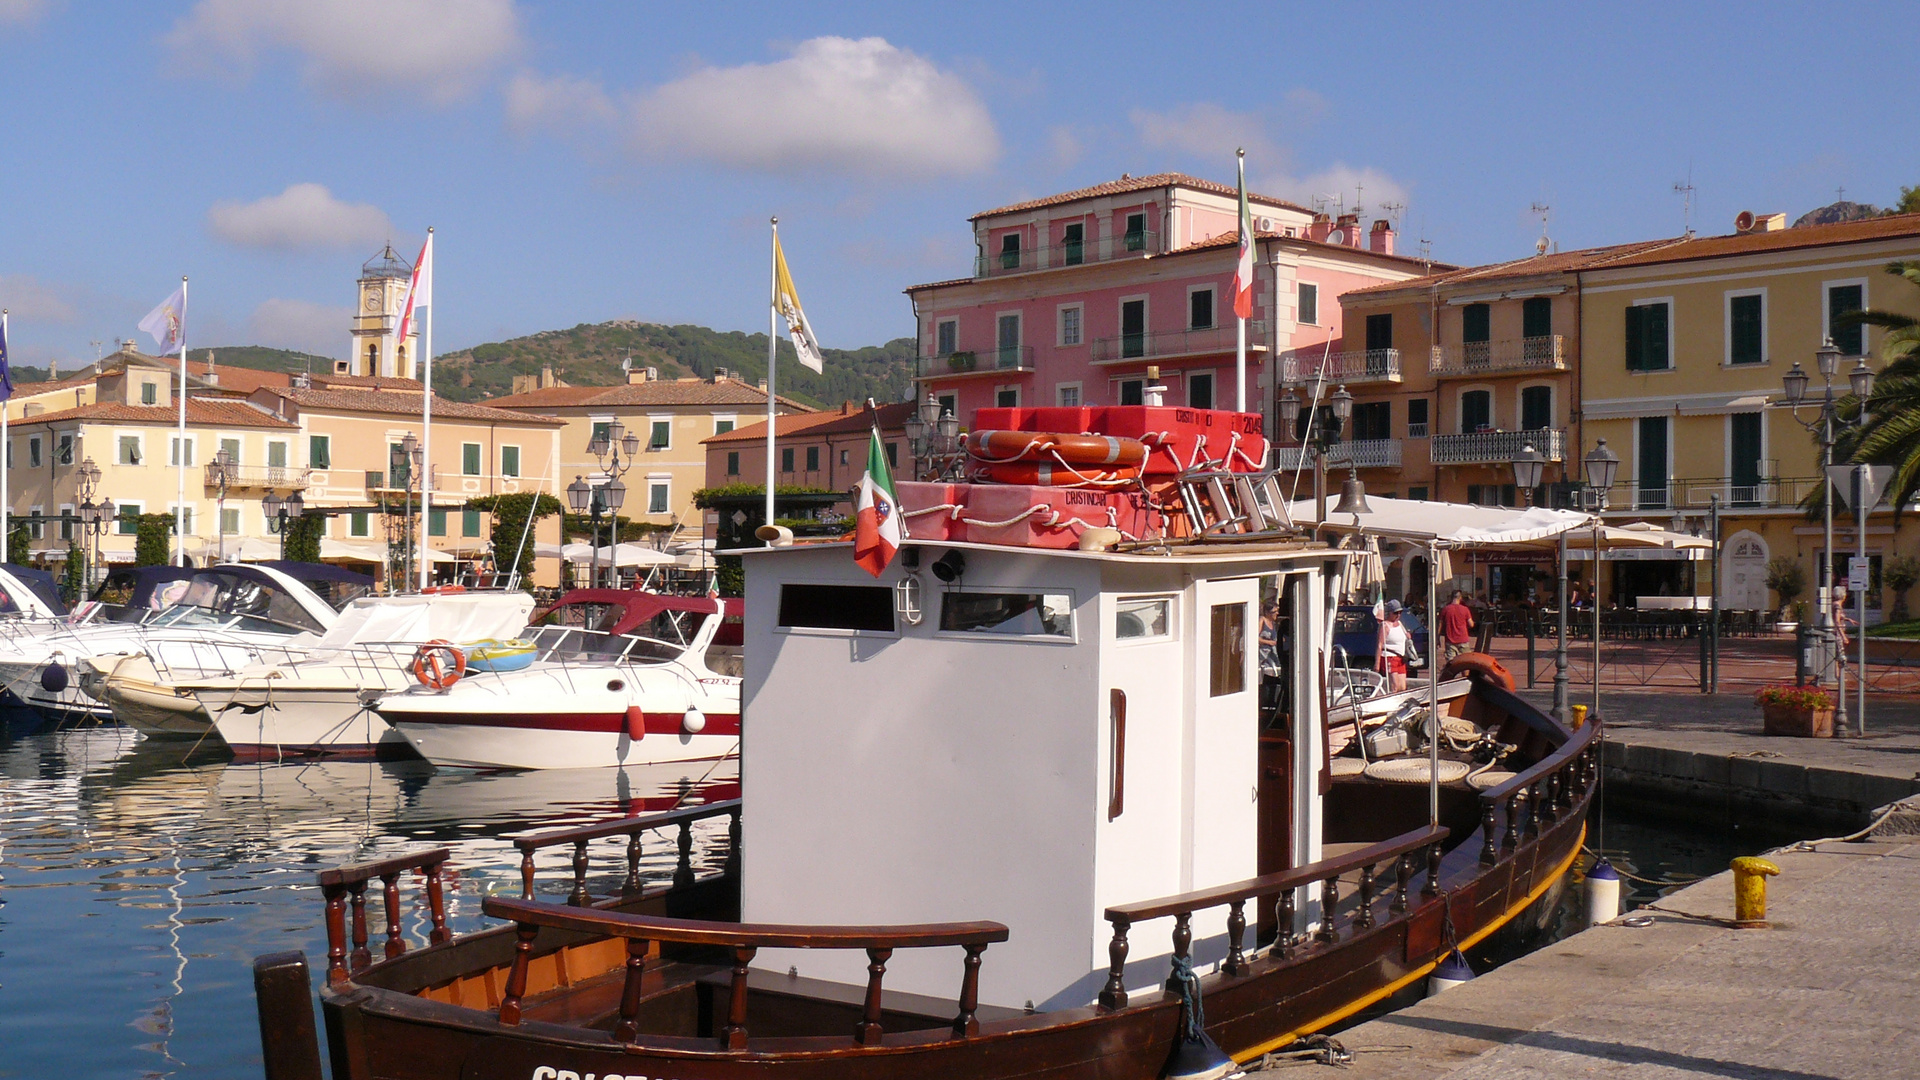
left=1427, top=949, right=1475, bottom=996
left=624, top=705, right=647, bottom=741
left=1586, top=858, right=1621, bottom=927
left=682, top=706, right=706, bottom=734
left=40, top=659, right=68, bottom=693
left=1439, top=652, right=1517, bottom=692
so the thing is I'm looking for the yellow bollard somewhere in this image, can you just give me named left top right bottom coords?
left=1570, top=704, right=1588, bottom=729
left=1730, top=856, right=1780, bottom=927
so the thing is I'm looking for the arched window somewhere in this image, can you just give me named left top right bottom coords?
left=397, top=345, right=406, bottom=374
left=366, top=342, right=378, bottom=374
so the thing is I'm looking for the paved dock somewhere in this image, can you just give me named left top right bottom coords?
left=1313, top=832, right=1920, bottom=1079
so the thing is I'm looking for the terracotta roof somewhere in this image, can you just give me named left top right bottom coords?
left=10, top=397, right=296, bottom=429
left=1593, top=213, right=1920, bottom=269
left=969, top=173, right=1309, bottom=221
left=1341, top=237, right=1691, bottom=297
left=11, top=371, right=100, bottom=397
left=200, top=364, right=292, bottom=393
left=1166, top=229, right=1454, bottom=271
left=254, top=386, right=565, bottom=426
left=705, top=400, right=917, bottom=445
left=490, top=378, right=810, bottom=411
left=310, top=373, right=424, bottom=391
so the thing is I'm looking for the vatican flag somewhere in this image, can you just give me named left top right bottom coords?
left=772, top=233, right=824, bottom=373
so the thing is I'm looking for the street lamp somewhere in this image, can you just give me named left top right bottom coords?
left=583, top=423, right=643, bottom=586
left=1509, top=441, right=1563, bottom=717
left=263, top=490, right=304, bottom=559
left=73, top=458, right=114, bottom=591
left=904, top=394, right=964, bottom=481
left=1580, top=439, right=1619, bottom=724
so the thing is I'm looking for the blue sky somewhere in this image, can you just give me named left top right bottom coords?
left=0, top=1, right=1912, bottom=368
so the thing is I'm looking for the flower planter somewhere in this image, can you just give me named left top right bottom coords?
left=1761, top=702, right=1833, bottom=738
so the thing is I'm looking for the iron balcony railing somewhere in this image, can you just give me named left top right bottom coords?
left=976, top=227, right=1163, bottom=277
left=1089, top=321, right=1268, bottom=364
left=1429, top=334, right=1567, bottom=376
left=203, top=463, right=311, bottom=489
left=1280, top=348, right=1402, bottom=386
left=915, top=345, right=1036, bottom=381
left=1605, top=474, right=1824, bottom=512
left=1430, top=427, right=1566, bottom=465
left=1270, top=438, right=1402, bottom=470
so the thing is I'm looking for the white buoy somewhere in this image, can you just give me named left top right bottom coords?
left=1427, top=949, right=1475, bottom=997
left=1586, top=858, right=1621, bottom=927
left=682, top=707, right=706, bottom=734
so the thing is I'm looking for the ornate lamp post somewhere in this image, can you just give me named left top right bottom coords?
left=1279, top=382, right=1358, bottom=524
left=903, top=394, right=964, bottom=481
left=263, top=490, right=304, bottom=560
left=1510, top=442, right=1564, bottom=718
left=74, top=457, right=114, bottom=591
left=1582, top=439, right=1619, bottom=717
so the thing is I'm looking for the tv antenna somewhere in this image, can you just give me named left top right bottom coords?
left=1313, top=192, right=1344, bottom=217
left=1353, top=181, right=1365, bottom=219
left=1673, top=167, right=1696, bottom=237
left=1530, top=202, right=1552, bottom=255
left=1380, top=201, right=1406, bottom=228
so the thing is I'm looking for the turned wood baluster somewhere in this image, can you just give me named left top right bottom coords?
left=498, top=922, right=540, bottom=1026
left=323, top=886, right=349, bottom=986
left=1502, top=793, right=1521, bottom=852
left=568, top=840, right=591, bottom=907
left=1524, top=782, right=1542, bottom=840
left=1099, top=917, right=1130, bottom=1010
left=348, top=880, right=372, bottom=972
left=952, top=943, right=986, bottom=1036
left=1541, top=774, right=1559, bottom=826
left=674, top=820, right=696, bottom=890
left=623, top=831, right=644, bottom=895
left=613, top=937, right=650, bottom=1043
left=1224, top=900, right=1247, bottom=975
left=1391, top=853, right=1412, bottom=915
left=726, top=808, right=742, bottom=880
left=1273, top=887, right=1297, bottom=958
left=856, top=947, right=892, bottom=1045
left=1317, top=876, right=1339, bottom=944
left=1164, top=913, right=1192, bottom=990
left=425, top=862, right=450, bottom=945
left=1357, top=864, right=1376, bottom=930
left=518, top=846, right=537, bottom=900
left=1479, top=799, right=1498, bottom=864
left=722, top=946, right=757, bottom=1050
left=1424, top=842, right=1443, bottom=898
left=380, top=871, right=405, bottom=959
left=1558, top=762, right=1576, bottom=811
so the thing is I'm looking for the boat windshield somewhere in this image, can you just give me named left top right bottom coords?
left=144, top=571, right=327, bottom=635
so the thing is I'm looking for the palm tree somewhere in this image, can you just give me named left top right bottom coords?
left=1821, top=261, right=1920, bottom=508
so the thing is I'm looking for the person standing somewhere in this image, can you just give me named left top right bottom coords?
left=1376, top=599, right=1412, bottom=692
left=1440, top=589, right=1476, bottom=662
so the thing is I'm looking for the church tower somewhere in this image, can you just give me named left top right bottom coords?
left=348, top=245, right=420, bottom=379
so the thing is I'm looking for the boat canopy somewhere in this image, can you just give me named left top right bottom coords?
left=0, top=563, right=66, bottom=616
left=1290, top=496, right=1592, bottom=548
left=252, top=560, right=377, bottom=610
left=537, top=589, right=742, bottom=644
left=304, top=591, right=537, bottom=651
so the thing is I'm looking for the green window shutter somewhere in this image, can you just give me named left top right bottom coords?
left=429, top=509, right=447, bottom=537
left=1646, top=303, right=1669, bottom=369
left=1522, top=297, right=1552, bottom=339
left=1729, top=296, right=1763, bottom=365
left=1830, top=285, right=1864, bottom=355
left=309, top=435, right=330, bottom=469
left=500, top=445, right=519, bottom=477
left=462, top=509, right=481, bottom=536
left=462, top=444, right=481, bottom=475
left=1625, top=305, right=1644, bottom=370
left=1462, top=304, right=1490, bottom=343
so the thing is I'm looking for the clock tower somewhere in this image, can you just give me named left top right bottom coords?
left=350, top=245, right=420, bottom=379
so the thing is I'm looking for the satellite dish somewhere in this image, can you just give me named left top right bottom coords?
left=1735, top=210, right=1756, bottom=232
left=1326, top=229, right=1346, bottom=246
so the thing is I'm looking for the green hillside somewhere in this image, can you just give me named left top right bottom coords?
left=186, top=346, right=335, bottom=373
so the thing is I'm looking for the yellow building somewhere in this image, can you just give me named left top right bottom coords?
left=1579, top=213, right=1920, bottom=618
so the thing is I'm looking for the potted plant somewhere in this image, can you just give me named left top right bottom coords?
left=1765, top=556, right=1805, bottom=629
left=946, top=350, right=977, bottom=373
left=1754, top=683, right=1834, bottom=738
left=1885, top=555, right=1920, bottom=621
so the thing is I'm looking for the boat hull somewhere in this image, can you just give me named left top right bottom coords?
left=384, top=698, right=740, bottom=770
left=201, top=684, right=409, bottom=759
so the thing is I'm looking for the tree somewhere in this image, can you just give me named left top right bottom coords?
left=1886, top=555, right=1920, bottom=621
left=60, top=542, right=85, bottom=602
left=1885, top=186, right=1920, bottom=217
left=1825, top=261, right=1920, bottom=509
left=466, top=492, right=562, bottom=588
left=1765, top=556, right=1806, bottom=619
left=1, top=521, right=28, bottom=564
left=131, top=513, right=175, bottom=567
left=284, top=514, right=324, bottom=563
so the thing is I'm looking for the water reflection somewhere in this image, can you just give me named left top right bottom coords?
left=0, top=724, right=737, bottom=1079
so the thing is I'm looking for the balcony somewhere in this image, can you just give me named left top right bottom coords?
left=1089, top=322, right=1268, bottom=365
left=1429, top=335, right=1566, bottom=377
left=915, top=346, right=1036, bottom=382
left=1280, top=348, right=1402, bottom=386
left=976, top=227, right=1164, bottom=278
left=1270, top=439, right=1402, bottom=470
left=1607, top=474, right=1822, bottom=513
left=1430, top=427, right=1565, bottom=466
left=204, top=463, right=311, bottom=490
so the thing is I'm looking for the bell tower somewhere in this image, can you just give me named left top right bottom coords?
left=350, top=245, right=419, bottom=379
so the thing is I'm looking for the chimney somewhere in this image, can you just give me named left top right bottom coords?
left=627, top=368, right=649, bottom=385
left=540, top=364, right=556, bottom=389
left=1735, top=211, right=1787, bottom=234
left=122, top=338, right=137, bottom=355
left=1306, top=213, right=1334, bottom=243
left=758, top=378, right=768, bottom=392
left=1369, top=218, right=1395, bottom=255
left=1335, top=213, right=1362, bottom=247
left=712, top=367, right=729, bottom=384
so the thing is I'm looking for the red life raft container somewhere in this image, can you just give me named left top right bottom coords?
left=1098, top=406, right=1269, bottom=476
left=895, top=482, right=964, bottom=542
left=972, top=461, right=1141, bottom=487
left=966, top=430, right=1147, bottom=467
left=955, top=483, right=1158, bottom=549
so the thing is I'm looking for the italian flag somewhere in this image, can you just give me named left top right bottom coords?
left=853, top=421, right=901, bottom=577
left=1231, top=150, right=1254, bottom=320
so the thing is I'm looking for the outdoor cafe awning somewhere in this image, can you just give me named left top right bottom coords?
left=1289, top=496, right=1593, bottom=548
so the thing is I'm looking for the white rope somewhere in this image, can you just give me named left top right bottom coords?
left=901, top=502, right=962, bottom=519
left=957, top=504, right=1054, bottom=529
left=963, top=432, right=1056, bottom=464
left=1775, top=797, right=1920, bottom=852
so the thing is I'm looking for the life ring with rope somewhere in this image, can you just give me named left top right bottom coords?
left=966, top=430, right=1148, bottom=467
left=421, top=585, right=467, bottom=595
left=412, top=639, right=467, bottom=690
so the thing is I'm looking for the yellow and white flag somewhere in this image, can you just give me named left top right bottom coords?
left=772, top=233, right=824, bottom=373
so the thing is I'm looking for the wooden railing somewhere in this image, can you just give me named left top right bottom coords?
left=512, top=799, right=741, bottom=906
left=318, top=849, right=452, bottom=988
left=1099, top=824, right=1448, bottom=1010
left=482, top=897, right=1009, bottom=1049
left=1474, top=715, right=1600, bottom=867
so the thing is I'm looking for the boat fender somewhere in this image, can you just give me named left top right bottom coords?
left=411, top=640, right=467, bottom=691
left=1427, top=948, right=1475, bottom=996
left=682, top=707, right=706, bottom=734
left=1586, top=857, right=1621, bottom=927
left=625, top=705, right=647, bottom=741
left=40, top=661, right=67, bottom=693
left=1162, top=955, right=1238, bottom=1080
left=1439, top=652, right=1517, bottom=692
left=421, top=585, right=467, bottom=594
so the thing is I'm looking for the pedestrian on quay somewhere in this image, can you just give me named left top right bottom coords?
left=1440, top=589, right=1476, bottom=662
left=1376, top=599, right=1414, bottom=692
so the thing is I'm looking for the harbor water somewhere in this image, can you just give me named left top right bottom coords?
left=0, top=723, right=1795, bottom=1079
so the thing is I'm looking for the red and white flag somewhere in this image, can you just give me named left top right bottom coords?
left=396, top=232, right=433, bottom=344
left=853, top=414, right=901, bottom=577
left=1231, top=150, right=1254, bottom=320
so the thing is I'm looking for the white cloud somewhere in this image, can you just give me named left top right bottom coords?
left=167, top=0, right=521, bottom=103
left=1045, top=126, right=1083, bottom=173
left=0, top=274, right=79, bottom=323
left=627, top=37, right=1000, bottom=177
left=1131, top=103, right=1281, bottom=167
left=504, top=70, right=615, bottom=134
left=208, top=183, right=393, bottom=251
left=246, top=298, right=351, bottom=356
left=1257, top=164, right=1411, bottom=218
left=0, top=0, right=49, bottom=24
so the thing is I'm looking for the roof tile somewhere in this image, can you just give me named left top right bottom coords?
left=11, top=398, right=297, bottom=429
left=705, top=400, right=917, bottom=444
left=969, top=172, right=1309, bottom=221
left=257, top=386, right=565, bottom=426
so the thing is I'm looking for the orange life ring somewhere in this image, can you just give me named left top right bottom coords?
left=1440, top=652, right=1517, bottom=692
left=973, top=460, right=1142, bottom=487
left=422, top=585, right=467, bottom=595
left=966, top=430, right=1148, bottom=467
left=412, top=639, right=467, bottom=690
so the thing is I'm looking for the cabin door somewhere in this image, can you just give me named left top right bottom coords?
left=1188, top=576, right=1261, bottom=893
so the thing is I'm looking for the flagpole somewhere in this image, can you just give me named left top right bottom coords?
left=420, top=227, right=434, bottom=592
left=1, top=309, right=9, bottom=564
left=177, top=276, right=188, bottom=566
left=765, top=217, right=778, bottom=538
left=1235, top=149, right=1248, bottom=413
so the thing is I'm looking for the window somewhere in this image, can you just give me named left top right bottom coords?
left=1059, top=305, right=1082, bottom=346
left=118, top=435, right=142, bottom=465
left=221, top=507, right=240, bottom=535
left=647, top=482, right=669, bottom=515
left=726, top=451, right=740, bottom=476
left=174, top=506, right=194, bottom=535
left=463, top=508, right=482, bottom=537
left=388, top=442, right=410, bottom=489
left=29, top=505, right=43, bottom=540
left=1467, top=484, right=1517, bottom=507
left=58, top=504, right=73, bottom=541
left=940, top=591, right=1074, bottom=638
left=1462, top=304, right=1491, bottom=366
left=171, top=436, right=194, bottom=467
left=590, top=421, right=612, bottom=447
left=781, top=447, right=795, bottom=473
left=1123, top=213, right=1146, bottom=252
left=1731, top=413, right=1764, bottom=507
left=1119, top=379, right=1145, bottom=406
left=779, top=584, right=894, bottom=631
left=366, top=343, right=378, bottom=373
left=996, top=313, right=1021, bottom=367
left=1121, top=299, right=1146, bottom=358
left=1637, top=416, right=1668, bottom=509
left=995, top=387, right=1019, bottom=408
left=649, top=420, right=670, bottom=449
left=1298, top=283, right=1319, bottom=326
left=1189, top=287, right=1214, bottom=330
left=1188, top=372, right=1214, bottom=410
left=1520, top=386, right=1552, bottom=430
left=936, top=319, right=957, bottom=357
left=217, top=437, right=241, bottom=468
left=500, top=445, right=520, bottom=477
left=886, top=442, right=898, bottom=468
left=462, top=443, right=481, bottom=475
left=839, top=449, right=849, bottom=466
left=1209, top=602, right=1247, bottom=696
left=1728, top=292, right=1765, bottom=366
left=56, top=434, right=71, bottom=465
left=1407, top=399, right=1429, bottom=438
left=141, top=381, right=157, bottom=405
left=1057, top=383, right=1081, bottom=407
left=1351, top=401, right=1391, bottom=441
left=1827, top=283, right=1865, bottom=355
left=1408, top=485, right=1428, bottom=501
left=1062, top=222, right=1084, bottom=266
left=267, top=441, right=288, bottom=469
left=1365, top=313, right=1393, bottom=353
left=805, top=446, right=820, bottom=472
left=1522, top=297, right=1553, bottom=339
left=117, top=501, right=141, bottom=535
left=350, top=511, right=370, bottom=538
left=1460, top=390, right=1492, bottom=433
left=429, top=509, right=448, bottom=537
left=1625, top=301, right=1672, bottom=371
left=28, top=437, right=40, bottom=468
left=1115, top=597, right=1173, bottom=641
left=713, top=419, right=735, bottom=435
left=998, top=232, right=1021, bottom=270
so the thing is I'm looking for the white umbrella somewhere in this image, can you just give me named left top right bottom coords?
left=188, top=536, right=283, bottom=562
left=605, top=543, right=677, bottom=568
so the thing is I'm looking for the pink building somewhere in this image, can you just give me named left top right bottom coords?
left=906, top=173, right=1442, bottom=438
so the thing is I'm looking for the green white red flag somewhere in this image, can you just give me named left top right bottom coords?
left=1231, top=150, right=1254, bottom=320
left=853, top=413, right=901, bottom=577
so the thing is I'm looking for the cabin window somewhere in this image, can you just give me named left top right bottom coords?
left=778, top=584, right=894, bottom=632
left=940, top=591, right=1074, bottom=639
left=1115, top=596, right=1173, bottom=641
left=1209, top=602, right=1247, bottom=696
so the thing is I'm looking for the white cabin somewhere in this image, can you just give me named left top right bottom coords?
left=740, top=538, right=1336, bottom=1011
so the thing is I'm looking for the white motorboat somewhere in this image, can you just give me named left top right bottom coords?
left=374, top=595, right=742, bottom=769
